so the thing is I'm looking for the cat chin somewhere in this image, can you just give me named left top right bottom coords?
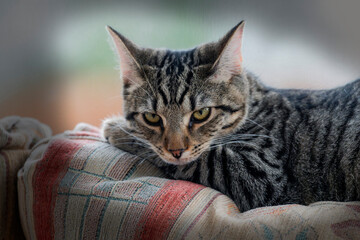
left=160, top=156, right=197, bottom=166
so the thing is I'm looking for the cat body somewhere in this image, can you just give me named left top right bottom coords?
left=163, top=77, right=360, bottom=211
left=103, top=22, right=360, bottom=212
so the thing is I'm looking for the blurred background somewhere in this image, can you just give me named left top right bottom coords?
left=0, top=0, right=359, bottom=133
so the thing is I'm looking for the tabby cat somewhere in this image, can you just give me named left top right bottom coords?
left=102, top=21, right=360, bottom=212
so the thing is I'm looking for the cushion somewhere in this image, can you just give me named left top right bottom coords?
left=18, top=123, right=360, bottom=239
left=0, top=116, right=51, bottom=240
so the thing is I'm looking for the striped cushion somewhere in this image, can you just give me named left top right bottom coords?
left=0, top=116, right=51, bottom=240
left=18, top=123, right=360, bottom=239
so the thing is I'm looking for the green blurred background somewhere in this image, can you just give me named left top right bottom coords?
left=0, top=0, right=359, bottom=133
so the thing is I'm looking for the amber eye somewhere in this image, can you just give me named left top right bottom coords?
left=192, top=108, right=211, bottom=123
left=143, top=112, right=161, bottom=126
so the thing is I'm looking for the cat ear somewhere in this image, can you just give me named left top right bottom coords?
left=106, top=26, right=143, bottom=87
left=211, top=21, right=245, bottom=78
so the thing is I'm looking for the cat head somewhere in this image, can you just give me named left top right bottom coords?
left=108, top=22, right=249, bottom=165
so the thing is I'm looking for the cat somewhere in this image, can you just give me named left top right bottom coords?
left=102, top=21, right=360, bottom=212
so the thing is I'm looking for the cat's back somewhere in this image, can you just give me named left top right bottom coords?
left=272, top=79, right=360, bottom=107
left=275, top=78, right=360, bottom=111
left=271, top=78, right=360, bottom=203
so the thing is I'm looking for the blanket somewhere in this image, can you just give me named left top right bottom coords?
left=17, top=122, right=360, bottom=239
left=0, top=116, right=51, bottom=240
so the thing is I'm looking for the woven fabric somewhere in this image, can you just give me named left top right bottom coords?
left=18, top=123, right=360, bottom=239
left=0, top=116, right=51, bottom=240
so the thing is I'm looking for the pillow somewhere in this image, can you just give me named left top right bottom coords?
left=18, top=123, right=360, bottom=239
left=0, top=116, right=51, bottom=240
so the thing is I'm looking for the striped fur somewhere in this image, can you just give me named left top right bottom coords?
left=103, top=22, right=360, bottom=211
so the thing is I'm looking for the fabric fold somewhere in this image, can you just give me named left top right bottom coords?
left=0, top=116, right=51, bottom=240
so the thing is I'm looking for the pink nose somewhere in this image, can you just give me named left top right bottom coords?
left=168, top=149, right=185, bottom=159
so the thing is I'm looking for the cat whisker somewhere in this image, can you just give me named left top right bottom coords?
left=208, top=141, right=263, bottom=151
left=112, top=136, right=151, bottom=144
left=209, top=140, right=251, bottom=147
left=112, top=142, right=150, bottom=148
left=136, top=151, right=157, bottom=158
left=211, top=133, right=274, bottom=144
left=209, top=139, right=262, bottom=149
left=245, top=118, right=270, bottom=132
left=135, top=152, right=159, bottom=162
left=115, top=124, right=150, bottom=146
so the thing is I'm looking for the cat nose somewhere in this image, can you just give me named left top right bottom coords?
left=168, top=148, right=185, bottom=159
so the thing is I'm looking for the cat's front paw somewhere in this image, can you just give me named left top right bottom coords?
left=101, top=116, right=128, bottom=146
left=102, top=116, right=150, bottom=156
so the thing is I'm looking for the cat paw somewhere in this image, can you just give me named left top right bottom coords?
left=101, top=116, right=128, bottom=146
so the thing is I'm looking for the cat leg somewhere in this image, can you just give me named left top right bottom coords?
left=102, top=116, right=147, bottom=155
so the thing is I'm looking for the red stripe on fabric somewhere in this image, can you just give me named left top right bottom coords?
left=68, top=131, right=101, bottom=138
left=136, top=180, right=205, bottom=240
left=32, top=138, right=85, bottom=240
left=181, top=193, right=221, bottom=240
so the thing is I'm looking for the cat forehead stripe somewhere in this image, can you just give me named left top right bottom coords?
left=146, top=50, right=197, bottom=107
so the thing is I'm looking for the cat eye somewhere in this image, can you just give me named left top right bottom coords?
left=192, top=108, right=211, bottom=123
left=143, top=112, right=161, bottom=126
